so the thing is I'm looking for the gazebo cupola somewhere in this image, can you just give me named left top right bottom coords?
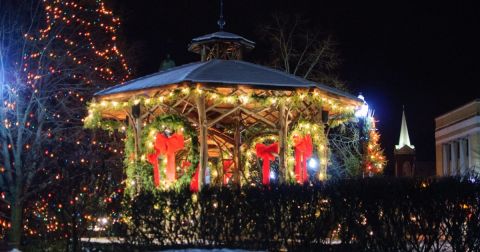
left=188, top=1, right=255, bottom=61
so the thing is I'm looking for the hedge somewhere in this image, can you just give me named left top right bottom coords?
left=119, top=177, right=480, bottom=251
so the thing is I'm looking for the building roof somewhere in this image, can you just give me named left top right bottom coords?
left=435, top=99, right=480, bottom=131
left=188, top=31, right=255, bottom=53
left=95, top=59, right=360, bottom=101
left=396, top=109, right=415, bottom=150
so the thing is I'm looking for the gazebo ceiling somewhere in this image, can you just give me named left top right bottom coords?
left=94, top=59, right=361, bottom=103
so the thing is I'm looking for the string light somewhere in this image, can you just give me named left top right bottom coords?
left=6, top=0, right=131, bottom=239
left=364, top=116, right=387, bottom=174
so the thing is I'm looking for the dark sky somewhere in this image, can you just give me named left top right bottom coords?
left=113, top=0, right=479, bottom=171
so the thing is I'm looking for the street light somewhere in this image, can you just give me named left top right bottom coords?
left=355, top=94, right=369, bottom=118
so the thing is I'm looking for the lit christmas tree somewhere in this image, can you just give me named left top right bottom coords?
left=363, top=116, right=387, bottom=175
left=0, top=0, right=129, bottom=247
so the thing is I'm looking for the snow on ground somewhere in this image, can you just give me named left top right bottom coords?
left=159, top=250, right=263, bottom=252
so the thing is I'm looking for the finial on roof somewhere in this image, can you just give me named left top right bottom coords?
left=217, top=0, right=226, bottom=30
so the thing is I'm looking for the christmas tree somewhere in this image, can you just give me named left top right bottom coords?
left=0, top=0, right=129, bottom=247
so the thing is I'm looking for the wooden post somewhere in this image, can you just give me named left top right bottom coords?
left=278, top=102, right=288, bottom=183
left=132, top=104, right=142, bottom=160
left=201, top=45, right=206, bottom=62
left=135, top=117, right=142, bottom=159
left=131, top=104, right=142, bottom=193
left=195, top=92, right=208, bottom=190
left=233, top=110, right=241, bottom=186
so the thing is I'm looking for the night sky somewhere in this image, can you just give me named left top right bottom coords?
left=113, top=0, right=479, bottom=171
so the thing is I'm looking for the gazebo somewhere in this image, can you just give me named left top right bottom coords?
left=85, top=20, right=362, bottom=192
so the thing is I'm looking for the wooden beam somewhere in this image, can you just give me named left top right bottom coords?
left=195, top=93, right=208, bottom=190
left=239, top=107, right=276, bottom=128
left=171, top=94, right=190, bottom=109
left=277, top=102, right=288, bottom=183
left=207, top=106, right=241, bottom=127
left=233, top=110, right=241, bottom=186
left=205, top=101, right=223, bottom=112
left=209, top=128, right=235, bottom=145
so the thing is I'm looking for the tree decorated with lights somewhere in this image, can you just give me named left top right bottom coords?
left=0, top=0, right=129, bottom=247
left=363, top=115, right=386, bottom=175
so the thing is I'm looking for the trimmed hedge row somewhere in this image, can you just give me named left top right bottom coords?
left=120, top=177, right=480, bottom=251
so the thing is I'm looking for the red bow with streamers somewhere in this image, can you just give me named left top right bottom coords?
left=255, top=142, right=279, bottom=185
left=190, top=165, right=199, bottom=192
left=147, top=132, right=184, bottom=187
left=293, top=135, right=313, bottom=184
left=223, top=160, right=234, bottom=184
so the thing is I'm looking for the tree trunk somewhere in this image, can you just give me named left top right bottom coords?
left=71, top=214, right=78, bottom=252
left=8, top=201, right=23, bottom=249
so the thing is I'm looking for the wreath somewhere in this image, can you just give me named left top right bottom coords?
left=125, top=114, right=199, bottom=194
left=242, top=134, right=279, bottom=185
left=287, top=120, right=328, bottom=182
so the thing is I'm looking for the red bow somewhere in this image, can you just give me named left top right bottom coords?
left=255, top=142, right=279, bottom=185
left=223, top=160, right=234, bottom=184
left=293, top=135, right=313, bottom=184
left=147, top=132, right=184, bottom=187
left=190, top=165, right=199, bottom=192
left=181, top=160, right=191, bottom=171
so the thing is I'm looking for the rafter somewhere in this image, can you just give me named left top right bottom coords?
left=239, top=107, right=276, bottom=128
left=208, top=105, right=241, bottom=127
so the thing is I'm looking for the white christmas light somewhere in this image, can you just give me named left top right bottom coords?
left=308, top=158, right=318, bottom=170
left=270, top=171, right=276, bottom=179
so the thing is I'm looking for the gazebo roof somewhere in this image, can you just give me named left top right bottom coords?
left=95, top=59, right=359, bottom=101
left=188, top=31, right=255, bottom=54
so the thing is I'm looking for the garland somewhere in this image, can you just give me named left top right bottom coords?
left=85, top=87, right=357, bottom=130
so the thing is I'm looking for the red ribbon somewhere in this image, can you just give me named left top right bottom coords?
left=223, top=160, right=234, bottom=184
left=181, top=160, right=191, bottom=172
left=293, top=135, right=313, bottom=184
left=190, top=165, right=199, bottom=192
left=255, top=142, right=279, bottom=185
left=147, top=132, right=184, bottom=187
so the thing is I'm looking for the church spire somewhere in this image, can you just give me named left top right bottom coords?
left=396, top=107, right=414, bottom=150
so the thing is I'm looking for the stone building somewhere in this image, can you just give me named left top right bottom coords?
left=435, top=99, right=480, bottom=176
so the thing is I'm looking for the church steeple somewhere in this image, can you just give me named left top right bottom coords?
left=394, top=107, right=416, bottom=177
left=396, top=107, right=415, bottom=150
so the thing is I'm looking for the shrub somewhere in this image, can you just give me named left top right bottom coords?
left=119, top=177, right=480, bottom=251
